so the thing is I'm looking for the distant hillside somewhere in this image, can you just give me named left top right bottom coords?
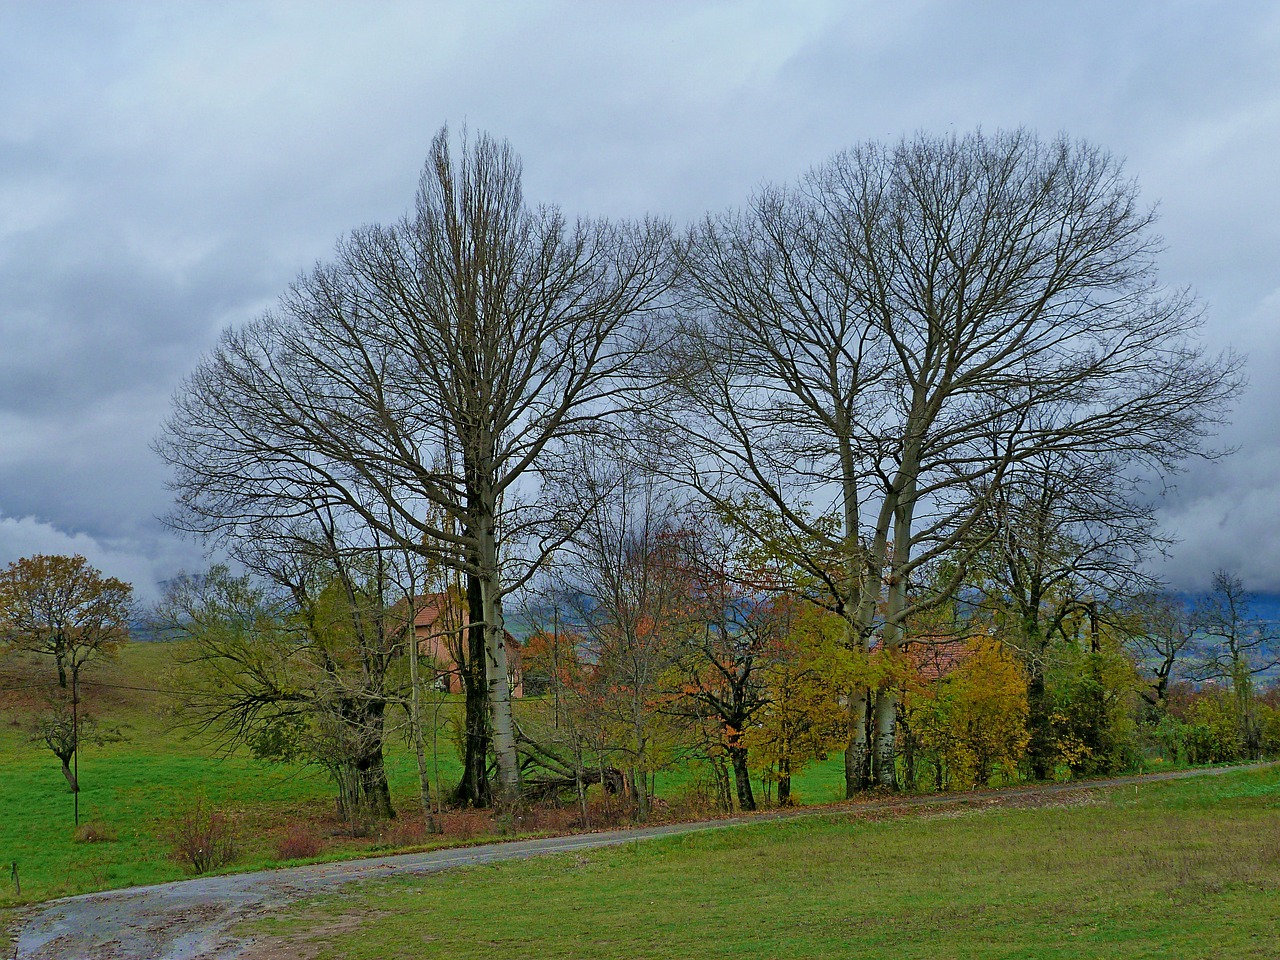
left=1247, top=593, right=1280, bottom=624
left=1173, top=591, right=1280, bottom=625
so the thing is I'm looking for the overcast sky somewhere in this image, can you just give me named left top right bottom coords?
left=1, top=1, right=1277, bottom=601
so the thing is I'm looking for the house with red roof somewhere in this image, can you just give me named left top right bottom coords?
left=409, top=592, right=524, bottom=697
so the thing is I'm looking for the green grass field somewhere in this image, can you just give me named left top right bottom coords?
left=0, top=641, right=852, bottom=907
left=250, top=766, right=1280, bottom=960
left=0, top=642, right=466, bottom=906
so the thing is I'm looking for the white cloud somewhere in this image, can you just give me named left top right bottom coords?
left=0, top=511, right=200, bottom=603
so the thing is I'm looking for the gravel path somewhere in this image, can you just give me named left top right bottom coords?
left=12, top=764, right=1269, bottom=960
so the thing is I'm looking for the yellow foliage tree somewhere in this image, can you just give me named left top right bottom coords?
left=741, top=606, right=849, bottom=804
left=909, top=637, right=1030, bottom=789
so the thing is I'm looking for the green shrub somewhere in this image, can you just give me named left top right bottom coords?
left=1183, top=692, right=1244, bottom=764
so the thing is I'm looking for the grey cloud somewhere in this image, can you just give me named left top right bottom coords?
left=0, top=0, right=1276, bottom=598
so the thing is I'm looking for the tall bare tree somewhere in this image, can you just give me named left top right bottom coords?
left=547, top=443, right=693, bottom=820
left=1192, top=570, right=1279, bottom=756
left=159, top=127, right=674, bottom=805
left=668, top=129, right=1241, bottom=790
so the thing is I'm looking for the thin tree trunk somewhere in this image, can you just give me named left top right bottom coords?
left=573, top=737, right=589, bottom=827
left=59, top=752, right=78, bottom=792
left=632, top=745, right=650, bottom=821
left=728, top=744, right=756, bottom=811
left=901, top=714, right=917, bottom=790
left=777, top=756, right=792, bottom=806
left=407, top=624, right=440, bottom=830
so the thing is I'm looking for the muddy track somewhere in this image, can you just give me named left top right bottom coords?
left=11, top=764, right=1270, bottom=960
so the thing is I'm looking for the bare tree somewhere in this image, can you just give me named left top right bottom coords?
left=1192, top=570, right=1279, bottom=756
left=665, top=515, right=788, bottom=812
left=1127, top=591, right=1198, bottom=712
left=668, top=129, right=1242, bottom=790
left=158, top=127, right=674, bottom=805
left=548, top=443, right=693, bottom=821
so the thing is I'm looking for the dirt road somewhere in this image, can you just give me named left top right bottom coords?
left=12, top=764, right=1268, bottom=960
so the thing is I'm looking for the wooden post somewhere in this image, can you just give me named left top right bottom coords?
left=72, top=668, right=80, bottom=826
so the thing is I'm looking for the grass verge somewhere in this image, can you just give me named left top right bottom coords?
left=245, top=765, right=1280, bottom=960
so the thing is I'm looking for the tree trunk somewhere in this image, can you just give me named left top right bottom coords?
left=844, top=686, right=871, bottom=796
left=870, top=482, right=915, bottom=792
left=477, top=517, right=520, bottom=807
left=357, top=745, right=395, bottom=820
left=901, top=714, right=917, bottom=790
left=335, top=765, right=360, bottom=825
left=777, top=756, right=792, bottom=805
left=1026, top=663, right=1053, bottom=781
left=728, top=744, right=756, bottom=811
left=59, top=752, right=78, bottom=793
left=713, top=753, right=732, bottom=812
left=873, top=690, right=897, bottom=789
left=407, top=623, right=440, bottom=830
left=453, top=573, right=492, bottom=807
left=627, top=767, right=651, bottom=820
left=848, top=493, right=895, bottom=796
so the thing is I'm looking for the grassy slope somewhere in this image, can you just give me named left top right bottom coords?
left=0, top=640, right=859, bottom=907
left=0, top=642, right=462, bottom=905
left=253, top=767, right=1280, bottom=960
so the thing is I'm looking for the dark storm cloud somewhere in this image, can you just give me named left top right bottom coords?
left=1, top=0, right=1277, bottom=598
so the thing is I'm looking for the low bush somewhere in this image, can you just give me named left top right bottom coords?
left=382, top=818, right=423, bottom=849
left=441, top=809, right=493, bottom=840
left=275, top=822, right=324, bottom=861
left=165, top=795, right=238, bottom=875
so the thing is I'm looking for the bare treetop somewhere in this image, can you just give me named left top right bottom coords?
left=666, top=128, right=1243, bottom=790
left=158, top=126, right=676, bottom=803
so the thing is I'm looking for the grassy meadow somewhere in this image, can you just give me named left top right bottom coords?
left=0, top=641, right=851, bottom=907
left=250, top=766, right=1280, bottom=960
left=0, top=641, right=466, bottom=906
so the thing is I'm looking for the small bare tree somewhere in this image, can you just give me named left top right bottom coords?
left=1192, top=571, right=1280, bottom=756
left=28, top=692, right=125, bottom=792
left=1127, top=591, right=1198, bottom=712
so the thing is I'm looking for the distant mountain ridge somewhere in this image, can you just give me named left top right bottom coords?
left=1173, top=591, right=1280, bottom=624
